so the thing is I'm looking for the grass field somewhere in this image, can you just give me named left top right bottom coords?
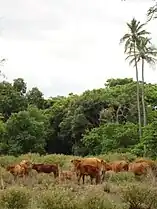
left=0, top=153, right=157, bottom=209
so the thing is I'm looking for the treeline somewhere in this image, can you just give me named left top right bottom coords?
left=0, top=77, right=157, bottom=158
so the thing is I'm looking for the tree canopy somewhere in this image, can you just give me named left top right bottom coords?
left=0, top=77, right=157, bottom=157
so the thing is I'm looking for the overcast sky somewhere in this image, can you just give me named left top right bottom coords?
left=0, top=0, right=156, bottom=98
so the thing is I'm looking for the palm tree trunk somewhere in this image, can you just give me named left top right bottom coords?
left=134, top=44, right=142, bottom=138
left=141, top=58, right=147, bottom=126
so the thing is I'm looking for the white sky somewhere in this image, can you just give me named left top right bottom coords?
left=0, top=0, right=156, bottom=97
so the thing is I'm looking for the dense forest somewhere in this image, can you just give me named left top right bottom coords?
left=0, top=77, right=157, bottom=158
left=1, top=1, right=157, bottom=158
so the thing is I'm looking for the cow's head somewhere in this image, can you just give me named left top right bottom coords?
left=71, top=159, right=82, bottom=167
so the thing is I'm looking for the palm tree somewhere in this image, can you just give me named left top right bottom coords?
left=147, top=2, right=157, bottom=21
left=125, top=37, right=157, bottom=127
left=120, top=18, right=150, bottom=138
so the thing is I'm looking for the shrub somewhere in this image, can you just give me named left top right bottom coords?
left=120, top=183, right=157, bottom=209
left=106, top=171, right=135, bottom=183
left=82, top=192, right=124, bottom=209
left=38, top=188, right=80, bottom=209
left=0, top=186, right=31, bottom=209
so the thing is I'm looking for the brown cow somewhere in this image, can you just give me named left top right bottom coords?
left=108, top=160, right=129, bottom=172
left=71, top=157, right=107, bottom=183
left=129, top=162, right=151, bottom=176
left=32, top=163, right=59, bottom=178
left=71, top=157, right=106, bottom=174
left=134, top=158, right=156, bottom=170
left=6, top=164, right=28, bottom=179
left=74, top=161, right=101, bottom=184
left=71, top=158, right=105, bottom=169
left=19, top=159, right=32, bottom=175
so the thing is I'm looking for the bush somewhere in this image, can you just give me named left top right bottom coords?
left=38, top=188, right=80, bottom=209
left=0, top=186, right=31, bottom=209
left=120, top=183, right=157, bottom=209
left=106, top=172, right=135, bottom=183
left=82, top=192, right=125, bottom=209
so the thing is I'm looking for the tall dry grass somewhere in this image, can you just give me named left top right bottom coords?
left=0, top=153, right=157, bottom=209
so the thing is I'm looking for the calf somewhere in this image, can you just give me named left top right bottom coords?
left=32, top=163, right=59, bottom=178
left=6, top=164, right=28, bottom=179
left=109, top=160, right=129, bottom=172
left=76, top=163, right=101, bottom=185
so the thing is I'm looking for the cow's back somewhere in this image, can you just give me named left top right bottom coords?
left=110, top=160, right=129, bottom=172
left=129, top=162, right=150, bottom=175
left=79, top=158, right=103, bottom=169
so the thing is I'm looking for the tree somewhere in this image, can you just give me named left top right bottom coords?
left=5, top=107, right=47, bottom=155
left=13, top=78, right=27, bottom=95
left=26, top=87, right=45, bottom=109
left=147, top=1, right=157, bottom=21
left=82, top=123, right=138, bottom=155
left=126, top=37, right=157, bottom=126
left=133, top=121, right=157, bottom=159
left=105, top=78, right=134, bottom=88
left=120, top=18, right=150, bottom=138
left=0, top=81, right=27, bottom=121
left=0, top=120, right=7, bottom=154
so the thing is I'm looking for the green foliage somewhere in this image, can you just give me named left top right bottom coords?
left=121, top=183, right=157, bottom=209
left=82, top=123, right=138, bottom=155
left=0, top=81, right=27, bottom=121
left=0, top=120, right=7, bottom=154
left=38, top=189, right=78, bottom=209
left=13, top=78, right=27, bottom=95
left=26, top=87, right=45, bottom=109
left=0, top=76, right=157, bottom=157
left=4, top=106, right=46, bottom=155
left=0, top=186, right=31, bottom=209
left=105, top=78, right=134, bottom=88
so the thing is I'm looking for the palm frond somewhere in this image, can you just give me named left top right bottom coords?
left=128, top=57, right=136, bottom=67
left=120, top=34, right=130, bottom=44
left=124, top=39, right=133, bottom=53
left=137, top=30, right=150, bottom=36
left=147, top=3, right=157, bottom=22
left=137, top=23, right=147, bottom=32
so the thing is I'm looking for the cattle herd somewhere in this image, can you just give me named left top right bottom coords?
left=5, top=157, right=157, bottom=185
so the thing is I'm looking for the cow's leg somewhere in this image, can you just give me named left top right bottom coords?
left=77, top=174, right=81, bottom=185
left=82, top=174, right=85, bottom=184
left=14, top=175, right=16, bottom=181
left=96, top=174, right=101, bottom=184
left=101, top=170, right=105, bottom=183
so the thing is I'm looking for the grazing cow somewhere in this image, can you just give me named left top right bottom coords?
left=108, top=160, right=129, bottom=172
left=32, top=163, right=59, bottom=178
left=19, top=159, right=32, bottom=166
left=71, top=157, right=106, bottom=173
left=75, top=162, right=101, bottom=185
left=134, top=158, right=156, bottom=170
left=129, top=162, right=151, bottom=176
left=6, top=164, right=28, bottom=179
left=71, top=157, right=107, bottom=183
left=19, top=159, right=32, bottom=175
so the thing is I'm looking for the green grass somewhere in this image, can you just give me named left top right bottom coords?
left=0, top=153, right=157, bottom=209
